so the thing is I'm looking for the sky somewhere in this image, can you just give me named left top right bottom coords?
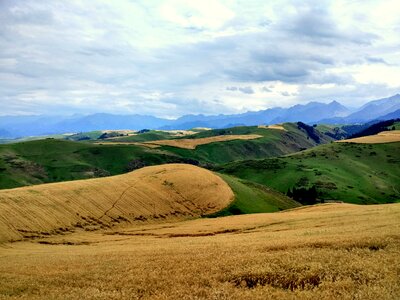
left=1, top=0, right=400, bottom=117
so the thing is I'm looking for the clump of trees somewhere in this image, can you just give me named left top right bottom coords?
left=350, top=118, right=399, bottom=138
left=297, top=122, right=320, bottom=143
left=287, top=185, right=318, bottom=205
left=98, top=131, right=126, bottom=139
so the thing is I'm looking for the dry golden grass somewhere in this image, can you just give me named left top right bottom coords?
left=102, top=130, right=136, bottom=135
left=161, top=130, right=199, bottom=137
left=0, top=164, right=233, bottom=243
left=0, top=203, right=399, bottom=299
left=143, top=134, right=263, bottom=149
left=258, top=124, right=287, bottom=131
left=337, top=130, right=400, bottom=144
left=93, top=142, right=161, bottom=148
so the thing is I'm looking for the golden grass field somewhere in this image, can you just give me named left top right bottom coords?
left=0, top=203, right=399, bottom=299
left=94, top=142, right=161, bottom=148
left=337, top=130, right=400, bottom=144
left=0, top=164, right=233, bottom=243
left=258, top=124, right=287, bottom=131
left=142, top=134, right=263, bottom=149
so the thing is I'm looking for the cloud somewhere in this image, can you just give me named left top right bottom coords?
left=0, top=0, right=399, bottom=117
left=365, top=57, right=389, bottom=65
left=226, top=86, right=238, bottom=91
left=238, top=86, right=254, bottom=94
left=226, top=86, right=254, bottom=94
left=280, top=3, right=378, bottom=46
left=261, top=86, right=272, bottom=92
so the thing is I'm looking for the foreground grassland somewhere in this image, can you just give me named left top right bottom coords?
left=0, top=203, right=399, bottom=299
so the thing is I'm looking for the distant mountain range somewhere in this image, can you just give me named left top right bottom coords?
left=1, top=94, right=399, bottom=138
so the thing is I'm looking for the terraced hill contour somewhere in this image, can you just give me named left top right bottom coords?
left=0, top=164, right=234, bottom=243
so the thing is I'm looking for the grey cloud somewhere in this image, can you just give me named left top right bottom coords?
left=0, top=1, right=397, bottom=117
left=280, top=4, right=378, bottom=46
left=365, top=57, right=389, bottom=65
left=261, top=86, right=272, bottom=92
left=226, top=86, right=238, bottom=91
left=238, top=86, right=254, bottom=94
left=226, top=86, right=254, bottom=94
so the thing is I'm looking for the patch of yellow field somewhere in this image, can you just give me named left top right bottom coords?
left=162, top=130, right=199, bottom=136
left=192, top=127, right=211, bottom=131
left=337, top=130, right=400, bottom=144
left=93, top=142, right=161, bottom=148
left=0, top=164, right=233, bottom=243
left=0, top=203, right=399, bottom=299
left=258, top=124, right=287, bottom=131
left=143, top=134, right=263, bottom=149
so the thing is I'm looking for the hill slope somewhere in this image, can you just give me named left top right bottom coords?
left=217, top=142, right=400, bottom=204
left=0, top=139, right=201, bottom=189
left=338, top=130, right=400, bottom=144
left=211, top=174, right=301, bottom=216
left=0, top=124, right=334, bottom=189
left=156, top=124, right=334, bottom=165
left=0, top=164, right=234, bottom=243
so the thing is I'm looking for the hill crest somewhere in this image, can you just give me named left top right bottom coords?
left=0, top=164, right=234, bottom=243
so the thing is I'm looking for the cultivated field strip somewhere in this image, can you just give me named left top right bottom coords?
left=0, top=164, right=233, bottom=243
left=258, top=124, right=287, bottom=131
left=142, top=134, right=263, bottom=149
left=337, top=130, right=400, bottom=144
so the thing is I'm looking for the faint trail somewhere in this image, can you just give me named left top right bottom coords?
left=98, top=181, right=138, bottom=220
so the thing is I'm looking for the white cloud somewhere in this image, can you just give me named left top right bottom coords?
left=0, top=0, right=399, bottom=116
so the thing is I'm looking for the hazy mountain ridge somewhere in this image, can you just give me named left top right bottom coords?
left=1, top=94, right=399, bottom=138
left=321, top=94, right=400, bottom=124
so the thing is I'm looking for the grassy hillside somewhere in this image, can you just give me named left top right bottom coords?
left=209, top=174, right=300, bottom=216
left=0, top=164, right=234, bottom=243
left=217, top=142, right=400, bottom=204
left=349, top=119, right=400, bottom=138
left=101, top=130, right=176, bottom=142
left=157, top=124, right=334, bottom=164
left=143, top=134, right=263, bottom=149
left=1, top=203, right=399, bottom=299
left=338, top=130, right=400, bottom=144
left=0, top=139, right=202, bottom=189
left=0, top=124, right=334, bottom=189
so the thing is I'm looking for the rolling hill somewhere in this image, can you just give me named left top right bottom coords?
left=148, top=123, right=334, bottom=165
left=217, top=142, right=400, bottom=204
left=338, top=130, right=400, bottom=144
left=0, top=123, right=334, bottom=189
left=0, top=164, right=234, bottom=243
left=0, top=163, right=300, bottom=243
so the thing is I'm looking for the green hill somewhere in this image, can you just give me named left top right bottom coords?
left=217, top=142, right=400, bottom=204
left=209, top=174, right=301, bottom=216
left=0, top=124, right=333, bottom=189
left=157, top=124, right=334, bottom=164
left=0, top=139, right=193, bottom=189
